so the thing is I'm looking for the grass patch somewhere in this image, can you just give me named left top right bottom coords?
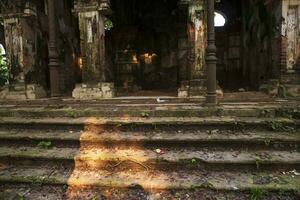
left=37, top=141, right=52, bottom=149
left=67, top=111, right=78, bottom=118
left=140, top=111, right=150, bottom=118
left=250, top=188, right=266, bottom=200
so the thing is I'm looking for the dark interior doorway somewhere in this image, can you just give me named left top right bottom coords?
left=108, top=0, right=180, bottom=95
left=215, top=0, right=246, bottom=91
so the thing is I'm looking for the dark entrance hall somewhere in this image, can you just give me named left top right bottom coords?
left=108, top=0, right=181, bottom=95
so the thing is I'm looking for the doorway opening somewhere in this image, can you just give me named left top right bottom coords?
left=107, top=0, right=181, bottom=97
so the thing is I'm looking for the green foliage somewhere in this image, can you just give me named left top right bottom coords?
left=264, top=139, right=271, bottom=147
left=61, top=184, right=68, bottom=193
left=140, top=111, right=150, bottom=118
left=191, top=158, right=197, bottom=165
left=260, top=109, right=272, bottom=118
left=104, top=17, right=113, bottom=31
left=37, top=141, right=52, bottom=149
left=67, top=111, right=78, bottom=118
left=280, top=109, right=300, bottom=119
left=268, top=121, right=293, bottom=132
left=18, top=196, right=25, bottom=200
left=0, top=53, right=8, bottom=87
left=255, top=156, right=261, bottom=169
left=250, top=188, right=266, bottom=200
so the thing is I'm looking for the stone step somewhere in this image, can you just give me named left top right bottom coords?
left=0, top=101, right=299, bottom=199
left=0, top=129, right=299, bottom=150
left=0, top=184, right=298, bottom=200
left=0, top=104, right=299, bottom=118
left=0, top=117, right=298, bottom=130
left=0, top=166, right=299, bottom=192
left=0, top=146, right=299, bottom=171
left=0, top=94, right=280, bottom=106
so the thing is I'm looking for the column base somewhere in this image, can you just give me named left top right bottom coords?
left=0, top=84, right=47, bottom=100
left=260, top=71, right=300, bottom=97
left=259, top=79, right=280, bottom=97
left=72, top=82, right=115, bottom=100
left=178, top=79, right=223, bottom=98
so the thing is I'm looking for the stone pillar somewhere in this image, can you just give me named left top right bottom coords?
left=0, top=1, right=46, bottom=100
left=72, top=0, right=115, bottom=99
left=178, top=0, right=222, bottom=99
left=178, top=0, right=207, bottom=98
left=279, top=0, right=300, bottom=97
left=48, top=0, right=62, bottom=97
left=205, top=0, right=217, bottom=104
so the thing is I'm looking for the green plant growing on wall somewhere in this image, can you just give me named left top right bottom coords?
left=0, top=53, right=8, bottom=87
left=104, top=17, right=113, bottom=31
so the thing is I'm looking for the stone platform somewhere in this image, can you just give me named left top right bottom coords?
left=72, top=82, right=115, bottom=100
left=0, top=84, right=46, bottom=100
left=178, top=79, right=223, bottom=98
left=260, top=70, right=300, bottom=97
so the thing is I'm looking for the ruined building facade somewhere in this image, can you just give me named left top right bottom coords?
left=0, top=0, right=299, bottom=100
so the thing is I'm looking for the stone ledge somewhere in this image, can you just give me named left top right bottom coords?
left=0, top=84, right=46, bottom=100
left=260, top=77, right=300, bottom=97
left=72, top=82, right=115, bottom=100
left=178, top=79, right=223, bottom=98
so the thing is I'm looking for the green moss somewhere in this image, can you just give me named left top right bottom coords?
left=250, top=188, right=266, bottom=200
left=37, top=141, right=52, bottom=149
left=268, top=121, right=295, bottom=132
left=67, top=111, right=78, bottom=118
left=140, top=111, right=150, bottom=118
left=255, top=156, right=261, bottom=169
left=61, top=184, right=68, bottom=193
left=264, top=139, right=271, bottom=147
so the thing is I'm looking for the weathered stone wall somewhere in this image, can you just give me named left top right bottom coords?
left=282, top=0, right=300, bottom=71
left=1, top=1, right=48, bottom=89
left=187, top=0, right=206, bottom=79
left=78, top=11, right=106, bottom=83
left=241, top=0, right=282, bottom=89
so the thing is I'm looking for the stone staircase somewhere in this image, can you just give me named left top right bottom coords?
left=0, top=99, right=299, bottom=200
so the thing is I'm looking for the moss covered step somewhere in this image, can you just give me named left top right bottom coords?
left=0, top=146, right=299, bottom=170
left=1, top=185, right=299, bottom=200
left=0, top=104, right=300, bottom=118
left=0, top=166, right=299, bottom=192
left=0, top=94, right=281, bottom=107
left=0, top=116, right=298, bottom=128
left=0, top=129, right=299, bottom=150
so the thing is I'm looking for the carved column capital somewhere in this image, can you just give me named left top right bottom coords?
left=74, top=0, right=111, bottom=14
